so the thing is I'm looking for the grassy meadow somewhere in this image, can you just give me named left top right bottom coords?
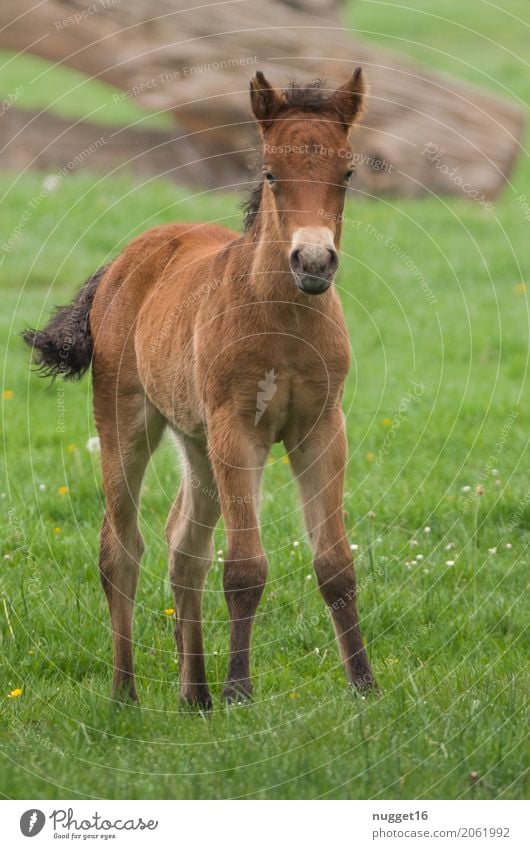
left=0, top=1, right=529, bottom=799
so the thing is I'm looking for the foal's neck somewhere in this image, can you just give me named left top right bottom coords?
left=247, top=189, right=332, bottom=309
left=248, top=228, right=292, bottom=302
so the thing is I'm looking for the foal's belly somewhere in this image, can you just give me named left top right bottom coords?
left=135, top=323, right=205, bottom=437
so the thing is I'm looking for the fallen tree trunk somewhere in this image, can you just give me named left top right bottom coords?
left=0, top=0, right=524, bottom=199
left=0, top=107, right=243, bottom=189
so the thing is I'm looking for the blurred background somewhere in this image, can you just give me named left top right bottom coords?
left=0, top=0, right=527, bottom=198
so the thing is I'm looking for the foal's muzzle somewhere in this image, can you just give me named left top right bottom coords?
left=289, top=227, right=339, bottom=295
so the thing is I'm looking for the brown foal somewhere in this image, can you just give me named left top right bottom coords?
left=24, top=69, right=377, bottom=706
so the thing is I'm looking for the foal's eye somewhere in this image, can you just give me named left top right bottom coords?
left=344, top=168, right=355, bottom=183
left=263, top=171, right=276, bottom=186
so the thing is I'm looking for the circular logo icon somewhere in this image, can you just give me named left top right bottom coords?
left=20, top=810, right=46, bottom=837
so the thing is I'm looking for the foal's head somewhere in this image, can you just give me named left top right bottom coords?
left=246, top=69, right=367, bottom=295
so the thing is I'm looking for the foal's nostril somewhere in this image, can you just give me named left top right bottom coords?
left=289, top=249, right=303, bottom=273
left=327, top=248, right=339, bottom=275
left=290, top=247, right=338, bottom=277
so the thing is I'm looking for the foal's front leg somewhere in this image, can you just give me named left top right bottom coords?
left=208, top=411, right=269, bottom=702
left=288, top=409, right=377, bottom=692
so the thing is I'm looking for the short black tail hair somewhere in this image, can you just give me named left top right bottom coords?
left=22, top=265, right=108, bottom=380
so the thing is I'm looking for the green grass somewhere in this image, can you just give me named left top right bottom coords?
left=0, top=48, right=170, bottom=129
left=1, top=1, right=529, bottom=800
left=348, top=0, right=530, bottom=106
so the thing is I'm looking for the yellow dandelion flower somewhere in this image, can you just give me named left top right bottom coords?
left=57, top=486, right=69, bottom=496
left=2, top=390, right=14, bottom=400
left=382, top=417, right=392, bottom=427
left=282, top=455, right=290, bottom=464
left=66, top=444, right=77, bottom=453
left=8, top=688, right=22, bottom=698
left=164, top=608, right=175, bottom=615
left=366, top=452, right=375, bottom=462
left=289, top=691, right=300, bottom=700
left=28, top=649, right=34, bottom=655
left=53, top=527, right=61, bottom=534
left=514, top=283, right=526, bottom=295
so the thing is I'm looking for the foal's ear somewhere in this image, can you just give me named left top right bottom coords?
left=250, top=71, right=282, bottom=131
left=330, top=67, right=367, bottom=129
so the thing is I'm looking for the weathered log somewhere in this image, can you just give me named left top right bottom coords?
left=0, top=106, right=244, bottom=188
left=0, top=0, right=524, bottom=199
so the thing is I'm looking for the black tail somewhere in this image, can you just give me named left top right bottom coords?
left=22, top=265, right=108, bottom=380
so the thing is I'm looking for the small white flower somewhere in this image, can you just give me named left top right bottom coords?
left=39, top=483, right=46, bottom=491
left=42, top=174, right=61, bottom=193
left=217, top=549, right=223, bottom=555
left=422, top=568, right=429, bottom=574
left=410, top=539, right=419, bottom=547
left=424, top=526, right=431, bottom=534
left=416, top=554, right=424, bottom=561
left=446, top=560, right=455, bottom=566
left=86, top=436, right=100, bottom=453
left=217, top=556, right=223, bottom=562
left=293, top=540, right=300, bottom=547
left=462, top=485, right=471, bottom=493
left=506, top=542, right=513, bottom=549
left=445, top=542, right=455, bottom=550
left=350, top=543, right=359, bottom=551
left=488, top=547, right=497, bottom=554
left=305, top=574, right=312, bottom=581
left=491, top=469, right=499, bottom=476
left=495, top=479, right=501, bottom=487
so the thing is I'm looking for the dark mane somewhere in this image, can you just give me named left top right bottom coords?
left=242, top=181, right=263, bottom=232
left=242, top=79, right=331, bottom=232
left=280, top=78, right=331, bottom=112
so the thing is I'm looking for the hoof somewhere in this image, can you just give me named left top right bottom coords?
left=222, top=680, right=252, bottom=704
left=180, top=687, right=213, bottom=711
left=111, top=684, right=139, bottom=704
left=352, top=672, right=380, bottom=696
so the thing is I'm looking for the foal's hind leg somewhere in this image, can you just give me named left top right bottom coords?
left=166, top=436, right=220, bottom=708
left=95, top=387, right=165, bottom=701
